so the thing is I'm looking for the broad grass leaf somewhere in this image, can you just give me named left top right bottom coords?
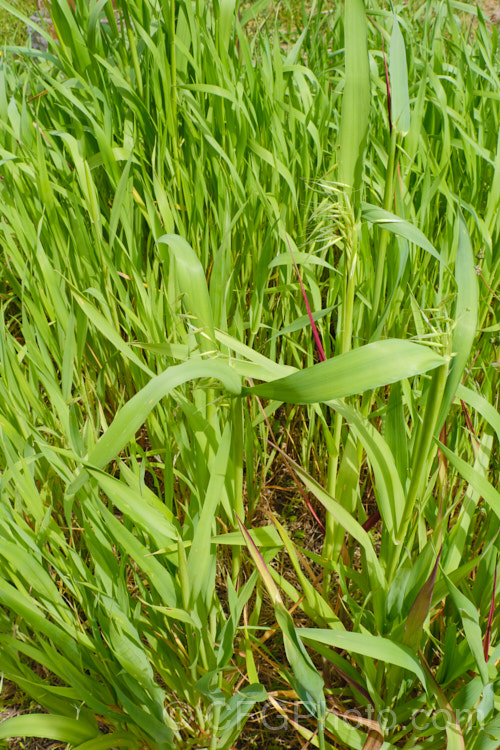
left=300, top=629, right=428, bottom=690
left=0, top=539, right=63, bottom=605
left=109, top=154, right=133, bottom=251
left=269, top=306, right=335, bottom=341
left=217, top=574, right=258, bottom=669
left=249, top=139, right=297, bottom=205
left=239, top=0, right=271, bottom=25
left=213, top=525, right=283, bottom=548
left=61, top=309, right=76, bottom=402
left=67, top=359, right=241, bottom=495
left=0, top=715, right=97, bottom=743
left=275, top=602, right=326, bottom=722
left=243, top=339, right=444, bottom=404
left=217, top=683, right=268, bottom=749
left=217, top=0, right=237, bottom=53
left=385, top=381, right=408, bottom=487
left=361, top=203, right=442, bottom=263
left=73, top=736, right=135, bottom=750
left=477, top=682, right=495, bottom=724
left=103, top=596, right=167, bottom=709
left=215, top=329, right=295, bottom=380
left=0, top=579, right=90, bottom=658
left=389, top=16, right=410, bottom=135
left=338, top=0, right=370, bottom=202
left=269, top=253, right=336, bottom=271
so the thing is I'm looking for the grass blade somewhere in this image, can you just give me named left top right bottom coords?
left=243, top=339, right=445, bottom=404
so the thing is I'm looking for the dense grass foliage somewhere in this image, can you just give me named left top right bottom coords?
left=0, top=0, right=499, bottom=748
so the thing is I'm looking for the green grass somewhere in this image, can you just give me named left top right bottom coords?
left=0, top=0, right=499, bottom=748
left=0, top=0, right=36, bottom=46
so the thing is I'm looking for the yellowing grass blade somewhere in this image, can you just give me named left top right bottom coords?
left=235, top=514, right=282, bottom=604
left=362, top=729, right=384, bottom=750
left=237, top=515, right=326, bottom=736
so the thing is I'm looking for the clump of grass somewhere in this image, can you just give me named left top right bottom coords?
left=0, top=0, right=498, bottom=748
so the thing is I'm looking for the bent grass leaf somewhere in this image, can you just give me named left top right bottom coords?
left=268, top=253, right=336, bottom=271
left=299, top=629, right=429, bottom=690
left=243, top=339, right=444, bottom=404
left=83, top=495, right=178, bottom=606
left=361, top=203, right=442, bottom=263
left=0, top=715, right=97, bottom=744
left=67, top=359, right=241, bottom=495
left=72, top=293, right=152, bottom=375
left=269, top=512, right=344, bottom=628
left=88, top=469, right=178, bottom=546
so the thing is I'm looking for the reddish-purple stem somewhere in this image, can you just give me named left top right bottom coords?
left=284, top=234, right=326, bottom=363
left=362, top=510, right=381, bottom=532
left=460, top=399, right=480, bottom=449
left=483, top=562, right=497, bottom=661
left=382, top=36, right=392, bottom=134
